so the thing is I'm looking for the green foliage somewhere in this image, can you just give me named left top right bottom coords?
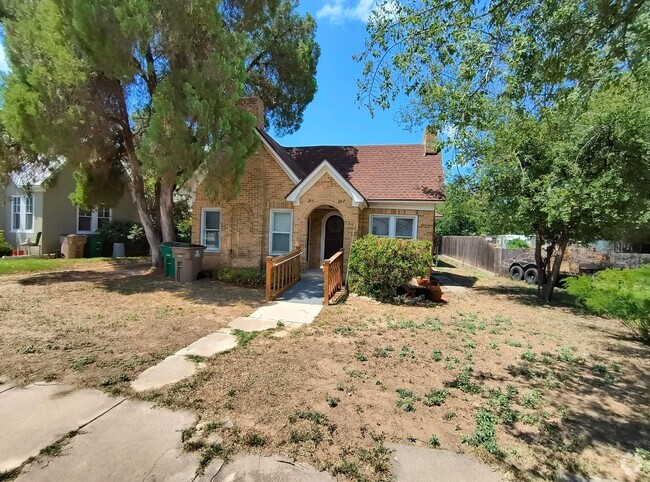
left=232, top=329, right=258, bottom=348
left=1, top=0, right=319, bottom=261
left=462, top=409, right=504, bottom=457
left=436, top=175, right=485, bottom=235
left=431, top=349, right=442, bottom=361
left=565, top=266, right=650, bottom=343
left=506, top=239, right=530, bottom=250
left=423, top=389, right=448, bottom=407
left=0, top=231, right=14, bottom=256
left=357, top=0, right=649, bottom=131
left=214, top=267, right=265, bottom=288
left=396, top=388, right=419, bottom=412
left=446, top=365, right=482, bottom=394
left=428, top=435, right=441, bottom=448
left=348, top=235, right=433, bottom=301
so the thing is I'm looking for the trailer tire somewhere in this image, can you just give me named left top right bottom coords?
left=524, top=267, right=538, bottom=284
left=509, top=265, right=524, bottom=281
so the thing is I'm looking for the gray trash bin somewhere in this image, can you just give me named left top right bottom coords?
left=171, top=244, right=206, bottom=282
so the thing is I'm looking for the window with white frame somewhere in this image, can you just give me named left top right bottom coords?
left=77, top=205, right=112, bottom=233
left=370, top=215, right=418, bottom=239
left=11, top=196, right=21, bottom=231
left=10, top=195, right=34, bottom=232
left=270, top=209, right=292, bottom=255
left=25, top=195, right=34, bottom=231
left=201, top=208, right=221, bottom=251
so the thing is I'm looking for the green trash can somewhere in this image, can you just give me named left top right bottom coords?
left=161, top=242, right=186, bottom=278
left=84, top=235, right=104, bottom=258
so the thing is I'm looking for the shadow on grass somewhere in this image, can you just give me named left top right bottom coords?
left=473, top=349, right=650, bottom=479
left=431, top=270, right=479, bottom=288
left=16, top=262, right=264, bottom=308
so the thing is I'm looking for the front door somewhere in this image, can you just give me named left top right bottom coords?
left=323, top=214, right=344, bottom=261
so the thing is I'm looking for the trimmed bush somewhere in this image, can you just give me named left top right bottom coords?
left=564, top=265, right=650, bottom=343
left=347, top=235, right=433, bottom=301
left=215, top=267, right=265, bottom=288
left=0, top=230, right=13, bottom=256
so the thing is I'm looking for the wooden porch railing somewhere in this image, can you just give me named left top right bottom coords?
left=265, top=246, right=302, bottom=301
left=323, top=249, right=344, bottom=305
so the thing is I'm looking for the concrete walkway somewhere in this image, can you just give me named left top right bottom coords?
left=0, top=382, right=503, bottom=481
left=130, top=273, right=324, bottom=393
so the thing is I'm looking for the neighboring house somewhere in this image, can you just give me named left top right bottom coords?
left=186, top=97, right=446, bottom=271
left=2, top=162, right=139, bottom=255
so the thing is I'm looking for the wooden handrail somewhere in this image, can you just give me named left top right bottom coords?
left=266, top=246, right=302, bottom=301
left=323, top=249, right=344, bottom=305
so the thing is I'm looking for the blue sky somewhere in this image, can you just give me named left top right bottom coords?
left=0, top=1, right=426, bottom=149
left=275, top=0, right=424, bottom=148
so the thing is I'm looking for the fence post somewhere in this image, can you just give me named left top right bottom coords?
left=323, top=258, right=330, bottom=306
left=265, top=255, right=273, bottom=302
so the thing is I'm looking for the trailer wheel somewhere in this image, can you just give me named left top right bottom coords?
left=524, top=267, right=538, bottom=284
left=509, top=265, right=524, bottom=281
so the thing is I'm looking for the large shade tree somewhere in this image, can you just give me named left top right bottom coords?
left=357, top=0, right=650, bottom=301
left=0, top=0, right=319, bottom=265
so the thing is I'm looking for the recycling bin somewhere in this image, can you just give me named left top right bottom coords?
left=160, top=241, right=188, bottom=278
left=84, top=235, right=104, bottom=258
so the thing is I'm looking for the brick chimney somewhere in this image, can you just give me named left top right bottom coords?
left=237, top=96, right=265, bottom=130
left=423, top=126, right=440, bottom=155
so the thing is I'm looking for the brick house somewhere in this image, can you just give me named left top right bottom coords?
left=186, top=98, right=445, bottom=271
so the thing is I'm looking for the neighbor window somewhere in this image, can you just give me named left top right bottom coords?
left=201, top=208, right=221, bottom=251
left=77, top=205, right=112, bottom=233
left=370, top=215, right=418, bottom=239
left=10, top=195, right=34, bottom=232
left=270, top=209, right=292, bottom=255
left=25, top=196, right=34, bottom=231
left=11, top=196, right=21, bottom=231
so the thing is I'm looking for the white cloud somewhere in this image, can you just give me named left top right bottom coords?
left=317, top=0, right=379, bottom=23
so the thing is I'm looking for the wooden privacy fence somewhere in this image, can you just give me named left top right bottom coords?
left=323, top=249, right=344, bottom=305
left=266, top=246, right=302, bottom=301
left=437, top=236, right=526, bottom=275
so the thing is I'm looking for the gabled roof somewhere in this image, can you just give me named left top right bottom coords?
left=262, top=135, right=446, bottom=202
left=286, top=159, right=366, bottom=207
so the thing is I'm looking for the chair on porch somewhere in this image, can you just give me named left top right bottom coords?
left=19, top=232, right=42, bottom=256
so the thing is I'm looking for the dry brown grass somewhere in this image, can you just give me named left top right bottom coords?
left=1, top=259, right=648, bottom=481
left=149, top=265, right=649, bottom=481
left=0, top=259, right=263, bottom=392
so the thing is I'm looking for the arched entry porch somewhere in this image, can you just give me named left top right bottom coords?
left=306, top=205, right=344, bottom=269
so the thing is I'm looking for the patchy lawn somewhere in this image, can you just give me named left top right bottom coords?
left=0, top=259, right=264, bottom=391
left=1, top=259, right=648, bottom=481
left=146, top=264, right=649, bottom=481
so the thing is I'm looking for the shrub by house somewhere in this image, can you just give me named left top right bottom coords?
left=347, top=235, right=433, bottom=301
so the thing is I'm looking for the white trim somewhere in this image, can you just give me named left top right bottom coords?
left=368, top=200, right=442, bottom=211
left=286, top=159, right=366, bottom=208
left=320, top=212, right=344, bottom=263
left=200, top=208, right=222, bottom=252
left=256, top=132, right=300, bottom=184
left=369, top=214, right=418, bottom=239
left=269, top=208, right=293, bottom=255
left=76, top=206, right=113, bottom=234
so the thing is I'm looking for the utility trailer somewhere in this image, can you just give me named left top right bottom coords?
left=508, top=260, right=619, bottom=284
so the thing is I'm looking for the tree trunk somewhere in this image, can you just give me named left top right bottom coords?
left=153, top=179, right=162, bottom=240
left=540, top=234, right=570, bottom=303
left=114, top=81, right=162, bottom=266
left=159, top=178, right=176, bottom=243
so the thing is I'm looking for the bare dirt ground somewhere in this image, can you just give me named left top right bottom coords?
left=0, top=259, right=263, bottom=391
left=1, top=259, right=648, bottom=481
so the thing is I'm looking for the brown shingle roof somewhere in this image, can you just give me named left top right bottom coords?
left=283, top=144, right=445, bottom=202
